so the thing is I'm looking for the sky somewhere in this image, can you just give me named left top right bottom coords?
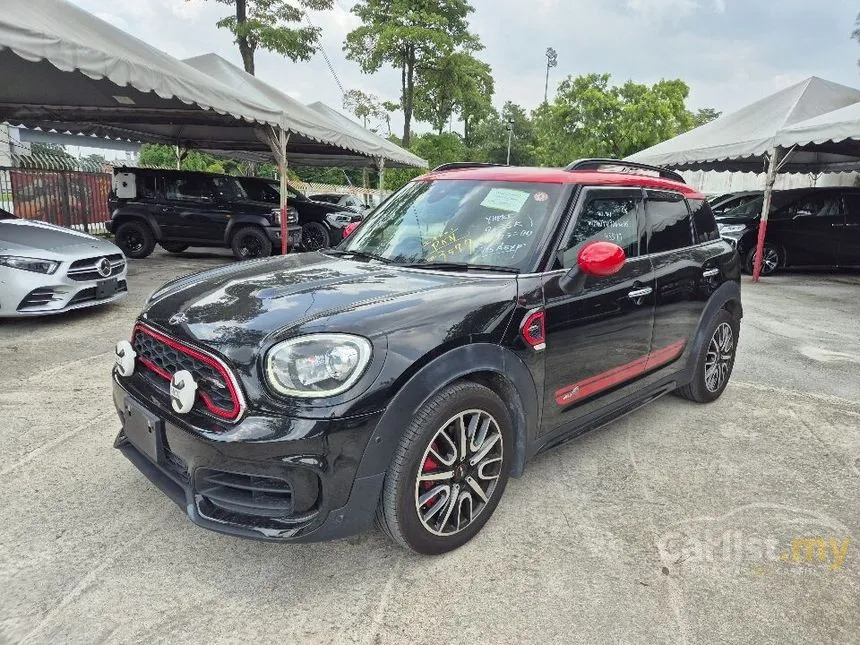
left=68, top=0, right=860, bottom=139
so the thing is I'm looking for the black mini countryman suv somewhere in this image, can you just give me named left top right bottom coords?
left=112, top=159, right=743, bottom=555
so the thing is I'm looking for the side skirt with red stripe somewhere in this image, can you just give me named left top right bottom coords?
left=555, top=338, right=686, bottom=406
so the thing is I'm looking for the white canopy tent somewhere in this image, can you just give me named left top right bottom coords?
left=0, top=0, right=426, bottom=252
left=627, top=77, right=860, bottom=279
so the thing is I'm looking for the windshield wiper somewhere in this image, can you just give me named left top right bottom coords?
left=323, top=249, right=393, bottom=264
left=402, top=261, right=519, bottom=274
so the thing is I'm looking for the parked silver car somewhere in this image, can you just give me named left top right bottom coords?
left=0, top=209, right=128, bottom=317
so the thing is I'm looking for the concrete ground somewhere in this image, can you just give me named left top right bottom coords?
left=0, top=250, right=858, bottom=645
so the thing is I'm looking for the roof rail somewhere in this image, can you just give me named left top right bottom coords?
left=431, top=162, right=505, bottom=172
left=565, top=158, right=686, bottom=184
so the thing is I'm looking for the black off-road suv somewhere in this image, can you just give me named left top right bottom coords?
left=107, top=168, right=302, bottom=260
left=112, top=159, right=742, bottom=555
left=236, top=176, right=362, bottom=251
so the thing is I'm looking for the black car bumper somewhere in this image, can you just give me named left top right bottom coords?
left=265, top=224, right=303, bottom=252
left=112, top=376, right=385, bottom=542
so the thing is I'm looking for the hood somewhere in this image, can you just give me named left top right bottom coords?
left=715, top=215, right=757, bottom=226
left=142, top=252, right=516, bottom=362
left=0, top=220, right=123, bottom=259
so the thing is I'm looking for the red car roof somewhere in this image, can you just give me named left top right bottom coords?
left=416, top=165, right=704, bottom=199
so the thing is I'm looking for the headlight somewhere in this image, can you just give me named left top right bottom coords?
left=265, top=333, right=372, bottom=398
left=0, top=255, right=60, bottom=274
left=718, top=224, right=747, bottom=234
left=326, top=212, right=356, bottom=226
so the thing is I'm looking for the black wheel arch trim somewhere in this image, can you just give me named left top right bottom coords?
left=683, top=280, right=742, bottom=379
left=224, top=215, right=275, bottom=244
left=349, top=344, right=539, bottom=505
left=113, top=210, right=161, bottom=240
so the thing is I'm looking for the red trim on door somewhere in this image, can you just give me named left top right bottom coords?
left=554, top=338, right=686, bottom=406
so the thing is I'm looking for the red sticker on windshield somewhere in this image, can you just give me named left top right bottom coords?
left=534, top=191, right=549, bottom=202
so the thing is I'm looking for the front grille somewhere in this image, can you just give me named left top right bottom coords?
left=68, top=280, right=128, bottom=305
left=67, top=253, right=125, bottom=281
left=131, top=325, right=242, bottom=420
left=197, top=470, right=294, bottom=518
left=17, top=287, right=63, bottom=310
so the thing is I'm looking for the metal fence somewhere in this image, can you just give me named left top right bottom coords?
left=1, top=154, right=112, bottom=234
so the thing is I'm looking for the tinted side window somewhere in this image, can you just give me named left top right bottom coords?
left=688, top=198, right=719, bottom=243
left=139, top=174, right=158, bottom=199
left=561, top=193, right=641, bottom=268
left=786, top=195, right=840, bottom=218
left=645, top=192, right=693, bottom=254
left=164, top=176, right=213, bottom=201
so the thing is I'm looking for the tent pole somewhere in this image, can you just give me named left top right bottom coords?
left=278, top=128, right=290, bottom=255
left=376, top=157, right=385, bottom=200
left=752, top=147, right=782, bottom=282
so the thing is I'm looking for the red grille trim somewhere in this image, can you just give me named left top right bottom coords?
left=133, top=323, right=245, bottom=421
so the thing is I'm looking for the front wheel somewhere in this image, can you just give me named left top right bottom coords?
left=676, top=309, right=739, bottom=403
left=376, top=381, right=512, bottom=555
left=230, top=226, right=272, bottom=260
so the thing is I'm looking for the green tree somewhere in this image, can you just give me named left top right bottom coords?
left=691, top=107, right=721, bottom=128
left=211, top=0, right=333, bottom=75
left=30, top=142, right=73, bottom=160
left=470, top=102, right=537, bottom=166
left=413, top=51, right=494, bottom=137
left=533, top=73, right=700, bottom=166
left=343, top=89, right=389, bottom=131
left=344, top=0, right=480, bottom=146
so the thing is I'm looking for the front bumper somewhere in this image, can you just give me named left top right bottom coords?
left=112, top=375, right=384, bottom=542
left=0, top=266, right=128, bottom=318
left=265, top=224, right=303, bottom=252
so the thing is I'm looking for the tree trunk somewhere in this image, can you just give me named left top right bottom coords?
left=464, top=116, right=471, bottom=147
left=402, top=48, right=415, bottom=147
left=236, top=0, right=255, bottom=75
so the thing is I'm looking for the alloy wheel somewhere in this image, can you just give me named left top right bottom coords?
left=302, top=222, right=329, bottom=251
left=238, top=235, right=263, bottom=258
left=414, top=409, right=504, bottom=537
left=705, top=322, right=734, bottom=392
left=752, top=246, right=780, bottom=275
left=123, top=230, right=143, bottom=253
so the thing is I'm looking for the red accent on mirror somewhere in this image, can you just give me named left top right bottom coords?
left=577, top=241, right=626, bottom=277
left=521, top=310, right=546, bottom=347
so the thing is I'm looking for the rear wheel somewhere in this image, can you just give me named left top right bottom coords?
left=114, top=221, right=155, bottom=259
left=376, top=381, right=512, bottom=555
left=676, top=309, right=739, bottom=403
left=301, top=221, right=331, bottom=251
left=160, top=241, right=189, bottom=254
left=230, top=226, right=272, bottom=260
left=744, top=243, right=782, bottom=276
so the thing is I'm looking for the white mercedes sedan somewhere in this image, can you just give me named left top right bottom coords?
left=0, top=208, right=128, bottom=317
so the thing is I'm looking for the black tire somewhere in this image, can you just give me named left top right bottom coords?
left=160, top=241, right=189, bottom=254
left=743, top=243, right=782, bottom=276
left=676, top=309, right=739, bottom=403
left=230, top=226, right=272, bottom=260
left=376, top=381, right=513, bottom=555
left=114, top=221, right=155, bottom=259
left=301, top=221, right=331, bottom=251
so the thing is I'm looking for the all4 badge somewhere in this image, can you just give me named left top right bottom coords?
left=170, top=370, right=198, bottom=414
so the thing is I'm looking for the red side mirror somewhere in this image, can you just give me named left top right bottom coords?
left=577, top=241, right=626, bottom=277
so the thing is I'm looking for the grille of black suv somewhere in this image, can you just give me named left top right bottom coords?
left=67, top=254, right=126, bottom=281
left=131, top=324, right=242, bottom=420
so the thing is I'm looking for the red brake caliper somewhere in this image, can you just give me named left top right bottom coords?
left=421, top=444, right=440, bottom=506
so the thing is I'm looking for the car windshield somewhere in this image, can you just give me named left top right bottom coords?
left=211, top=176, right=247, bottom=201
left=341, top=179, right=564, bottom=271
left=720, top=197, right=764, bottom=219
